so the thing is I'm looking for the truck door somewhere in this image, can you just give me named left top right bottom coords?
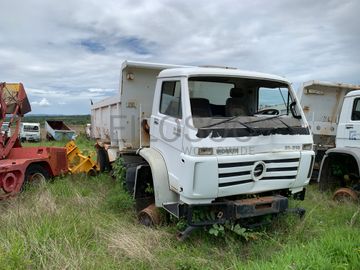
left=151, top=80, right=184, bottom=190
left=337, top=97, right=360, bottom=147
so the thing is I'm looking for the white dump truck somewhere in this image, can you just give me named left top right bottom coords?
left=317, top=90, right=360, bottom=201
left=92, top=60, right=314, bottom=238
left=299, top=81, right=360, bottom=179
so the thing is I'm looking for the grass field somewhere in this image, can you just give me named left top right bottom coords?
left=1, top=138, right=360, bottom=269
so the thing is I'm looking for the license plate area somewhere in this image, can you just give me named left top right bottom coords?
left=234, top=195, right=288, bottom=218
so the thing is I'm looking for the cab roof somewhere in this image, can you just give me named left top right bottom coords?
left=345, top=90, right=360, bottom=98
left=158, top=67, right=289, bottom=83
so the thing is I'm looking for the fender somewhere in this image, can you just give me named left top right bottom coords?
left=138, top=147, right=178, bottom=207
left=318, top=147, right=360, bottom=189
left=324, top=147, right=360, bottom=171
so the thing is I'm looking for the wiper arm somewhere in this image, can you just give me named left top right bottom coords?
left=233, top=120, right=257, bottom=134
left=277, top=118, right=294, bottom=134
left=245, top=114, right=295, bottom=134
left=245, top=114, right=287, bottom=124
left=200, top=116, right=239, bottom=129
left=200, top=116, right=257, bottom=134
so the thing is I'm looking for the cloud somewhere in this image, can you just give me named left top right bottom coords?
left=31, top=98, right=51, bottom=107
left=0, top=0, right=359, bottom=114
left=88, top=88, right=115, bottom=93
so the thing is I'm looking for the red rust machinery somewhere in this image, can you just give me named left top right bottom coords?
left=0, top=82, right=68, bottom=199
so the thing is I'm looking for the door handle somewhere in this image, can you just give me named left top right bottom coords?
left=173, top=126, right=181, bottom=136
left=346, top=124, right=353, bottom=129
left=154, top=118, right=159, bottom=125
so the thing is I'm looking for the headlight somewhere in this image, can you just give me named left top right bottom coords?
left=197, top=147, right=213, bottom=155
left=302, top=144, right=313, bottom=151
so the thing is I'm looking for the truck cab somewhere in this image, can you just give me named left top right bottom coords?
left=336, top=91, right=360, bottom=147
left=318, top=90, right=360, bottom=200
left=20, top=122, right=41, bottom=142
left=149, top=67, right=314, bottom=206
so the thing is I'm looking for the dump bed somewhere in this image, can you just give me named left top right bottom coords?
left=45, top=120, right=76, bottom=141
left=91, top=60, right=186, bottom=151
left=299, top=80, right=360, bottom=150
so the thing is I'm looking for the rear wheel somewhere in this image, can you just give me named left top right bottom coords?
left=22, top=164, right=50, bottom=191
left=97, top=148, right=110, bottom=172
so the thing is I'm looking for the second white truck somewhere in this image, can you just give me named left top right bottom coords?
left=317, top=90, right=360, bottom=201
left=92, top=61, right=314, bottom=238
left=299, top=81, right=360, bottom=179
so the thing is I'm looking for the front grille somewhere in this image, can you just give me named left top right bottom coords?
left=218, top=157, right=300, bottom=187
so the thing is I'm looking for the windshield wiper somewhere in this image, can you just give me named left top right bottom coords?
left=245, top=114, right=287, bottom=124
left=277, top=118, right=295, bottom=134
left=201, top=116, right=257, bottom=134
left=245, top=114, right=295, bottom=134
left=200, top=115, right=238, bottom=129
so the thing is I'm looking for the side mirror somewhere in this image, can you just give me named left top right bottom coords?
left=290, top=101, right=302, bottom=119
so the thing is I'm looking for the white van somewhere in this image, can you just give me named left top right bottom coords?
left=20, top=122, right=41, bottom=142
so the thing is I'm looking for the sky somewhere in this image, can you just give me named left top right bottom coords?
left=1, top=0, right=359, bottom=115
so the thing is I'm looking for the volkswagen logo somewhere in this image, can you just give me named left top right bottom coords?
left=251, top=161, right=266, bottom=181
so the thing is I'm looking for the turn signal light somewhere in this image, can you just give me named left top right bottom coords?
left=197, top=148, right=213, bottom=155
left=302, top=144, right=313, bottom=151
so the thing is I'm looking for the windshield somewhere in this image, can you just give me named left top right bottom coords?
left=188, top=76, right=306, bottom=137
left=23, top=125, right=39, bottom=132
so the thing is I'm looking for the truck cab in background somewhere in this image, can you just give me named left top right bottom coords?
left=299, top=81, right=360, bottom=179
left=318, top=90, right=360, bottom=201
left=91, top=61, right=314, bottom=237
left=20, top=122, right=41, bottom=142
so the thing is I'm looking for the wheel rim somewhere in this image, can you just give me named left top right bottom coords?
left=333, top=188, right=358, bottom=202
left=138, top=212, right=154, bottom=226
left=3, top=173, right=17, bottom=193
left=29, top=173, right=46, bottom=185
left=138, top=204, right=161, bottom=226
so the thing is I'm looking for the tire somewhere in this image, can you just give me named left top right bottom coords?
left=125, top=166, right=137, bottom=194
left=22, top=164, right=50, bottom=191
left=97, top=148, right=110, bottom=172
left=87, top=168, right=97, bottom=177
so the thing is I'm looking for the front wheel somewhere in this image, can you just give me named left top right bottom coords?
left=138, top=204, right=162, bottom=227
left=333, top=188, right=359, bottom=202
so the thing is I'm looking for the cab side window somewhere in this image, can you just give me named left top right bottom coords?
left=159, top=81, right=182, bottom=118
left=351, top=98, right=360, bottom=121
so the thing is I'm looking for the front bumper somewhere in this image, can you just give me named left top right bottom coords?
left=164, top=195, right=289, bottom=227
left=21, top=135, right=40, bottom=141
